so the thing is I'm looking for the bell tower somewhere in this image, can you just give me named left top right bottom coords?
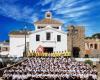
left=45, top=11, right=52, bottom=19
left=67, top=25, right=85, bottom=57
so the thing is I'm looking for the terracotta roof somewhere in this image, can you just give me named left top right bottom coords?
left=9, top=31, right=31, bottom=35
left=34, top=18, right=62, bottom=25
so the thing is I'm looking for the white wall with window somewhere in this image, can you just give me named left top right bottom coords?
left=29, top=28, right=67, bottom=52
left=9, top=11, right=68, bottom=57
left=9, top=35, right=29, bottom=57
left=0, top=42, right=9, bottom=56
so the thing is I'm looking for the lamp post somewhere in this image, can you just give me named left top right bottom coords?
left=23, top=26, right=27, bottom=57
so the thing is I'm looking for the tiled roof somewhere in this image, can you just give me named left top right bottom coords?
left=9, top=31, right=31, bottom=35
left=34, top=18, right=62, bottom=25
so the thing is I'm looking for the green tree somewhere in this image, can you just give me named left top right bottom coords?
left=85, top=60, right=93, bottom=66
left=85, top=33, right=100, bottom=39
left=92, top=33, right=100, bottom=39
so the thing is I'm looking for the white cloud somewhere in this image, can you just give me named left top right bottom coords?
left=0, top=0, right=99, bottom=28
left=55, top=4, right=91, bottom=15
left=0, top=0, right=18, bottom=4
left=85, top=26, right=94, bottom=36
left=41, top=0, right=53, bottom=6
left=67, top=0, right=86, bottom=7
left=0, top=3, right=36, bottom=23
left=63, top=10, right=89, bottom=19
left=0, top=4, right=20, bottom=18
left=50, top=0, right=77, bottom=10
left=30, top=13, right=39, bottom=23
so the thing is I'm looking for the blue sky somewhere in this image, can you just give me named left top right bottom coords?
left=0, top=0, right=100, bottom=41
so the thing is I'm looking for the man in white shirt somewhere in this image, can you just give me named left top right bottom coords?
left=12, top=72, right=18, bottom=80
left=21, top=72, right=27, bottom=80
left=92, top=73, right=97, bottom=80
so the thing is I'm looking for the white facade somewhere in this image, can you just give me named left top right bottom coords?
left=9, top=11, right=68, bottom=57
left=34, top=24, right=62, bottom=31
left=9, top=35, right=29, bottom=57
left=0, top=42, right=9, bottom=56
left=29, top=28, right=67, bottom=52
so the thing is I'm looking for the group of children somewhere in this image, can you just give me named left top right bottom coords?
left=2, top=57, right=97, bottom=80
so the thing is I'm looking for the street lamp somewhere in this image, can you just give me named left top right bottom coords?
left=23, top=26, right=27, bottom=57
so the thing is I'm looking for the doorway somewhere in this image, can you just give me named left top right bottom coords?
left=72, top=47, right=80, bottom=57
left=44, top=47, right=53, bottom=53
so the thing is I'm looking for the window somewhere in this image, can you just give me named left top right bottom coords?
left=36, top=35, right=40, bottom=41
left=94, top=44, right=97, bottom=49
left=57, top=35, right=61, bottom=42
left=2, top=47, right=9, bottom=51
left=53, top=27, right=59, bottom=29
left=38, top=26, right=45, bottom=29
left=90, top=44, right=93, bottom=48
left=67, top=33, right=69, bottom=36
left=47, top=14, right=50, bottom=17
left=46, top=32, right=51, bottom=40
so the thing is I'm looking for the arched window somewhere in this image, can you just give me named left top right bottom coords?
left=47, top=14, right=50, bottom=17
left=90, top=44, right=93, bottom=48
left=94, top=44, right=97, bottom=49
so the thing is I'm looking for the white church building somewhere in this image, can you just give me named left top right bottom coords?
left=9, top=11, right=67, bottom=57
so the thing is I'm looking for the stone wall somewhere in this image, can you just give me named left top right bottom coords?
left=67, top=25, right=85, bottom=57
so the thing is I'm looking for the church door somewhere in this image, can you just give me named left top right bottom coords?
left=44, top=47, right=53, bottom=53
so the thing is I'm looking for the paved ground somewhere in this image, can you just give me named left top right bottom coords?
left=97, top=64, right=100, bottom=80
left=0, top=78, right=3, bottom=80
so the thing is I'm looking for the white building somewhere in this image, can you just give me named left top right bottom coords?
left=9, top=31, right=30, bottom=57
left=9, top=11, right=67, bottom=57
left=0, top=41, right=9, bottom=56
